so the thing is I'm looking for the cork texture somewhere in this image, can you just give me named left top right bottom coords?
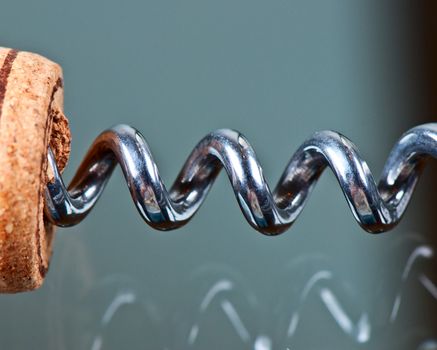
left=0, top=47, right=71, bottom=293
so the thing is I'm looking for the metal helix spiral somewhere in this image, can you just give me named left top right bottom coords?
left=44, top=123, right=437, bottom=235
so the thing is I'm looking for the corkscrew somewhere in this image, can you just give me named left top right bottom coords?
left=0, top=47, right=436, bottom=293
left=44, top=123, right=437, bottom=235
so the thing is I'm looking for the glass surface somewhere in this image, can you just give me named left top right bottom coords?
left=0, top=1, right=435, bottom=349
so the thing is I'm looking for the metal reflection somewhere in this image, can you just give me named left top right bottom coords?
left=284, top=269, right=371, bottom=344
left=49, top=239, right=437, bottom=349
left=390, top=245, right=434, bottom=322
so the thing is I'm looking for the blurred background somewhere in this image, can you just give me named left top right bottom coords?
left=0, top=1, right=436, bottom=349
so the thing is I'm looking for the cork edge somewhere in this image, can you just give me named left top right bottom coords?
left=0, top=47, right=71, bottom=293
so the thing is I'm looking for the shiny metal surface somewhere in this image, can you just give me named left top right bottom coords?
left=45, top=123, right=436, bottom=234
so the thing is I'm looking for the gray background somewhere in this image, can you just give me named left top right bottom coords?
left=0, top=1, right=436, bottom=349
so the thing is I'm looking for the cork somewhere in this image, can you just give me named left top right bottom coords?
left=0, top=47, right=71, bottom=293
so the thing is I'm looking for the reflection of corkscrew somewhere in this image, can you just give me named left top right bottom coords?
left=389, top=245, right=434, bottom=322
left=279, top=240, right=437, bottom=348
left=285, top=270, right=371, bottom=343
left=281, top=245, right=436, bottom=346
left=175, top=242, right=437, bottom=349
left=185, top=279, right=272, bottom=349
left=66, top=241, right=436, bottom=350
left=91, top=290, right=137, bottom=350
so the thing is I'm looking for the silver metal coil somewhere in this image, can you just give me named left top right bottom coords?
left=44, top=123, right=437, bottom=235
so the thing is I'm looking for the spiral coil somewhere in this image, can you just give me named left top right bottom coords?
left=44, top=123, right=437, bottom=235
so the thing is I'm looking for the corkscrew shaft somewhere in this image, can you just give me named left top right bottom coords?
left=44, top=123, right=437, bottom=235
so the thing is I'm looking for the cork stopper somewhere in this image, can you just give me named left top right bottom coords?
left=0, top=47, right=71, bottom=292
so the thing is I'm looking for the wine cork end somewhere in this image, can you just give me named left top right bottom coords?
left=0, top=47, right=71, bottom=293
